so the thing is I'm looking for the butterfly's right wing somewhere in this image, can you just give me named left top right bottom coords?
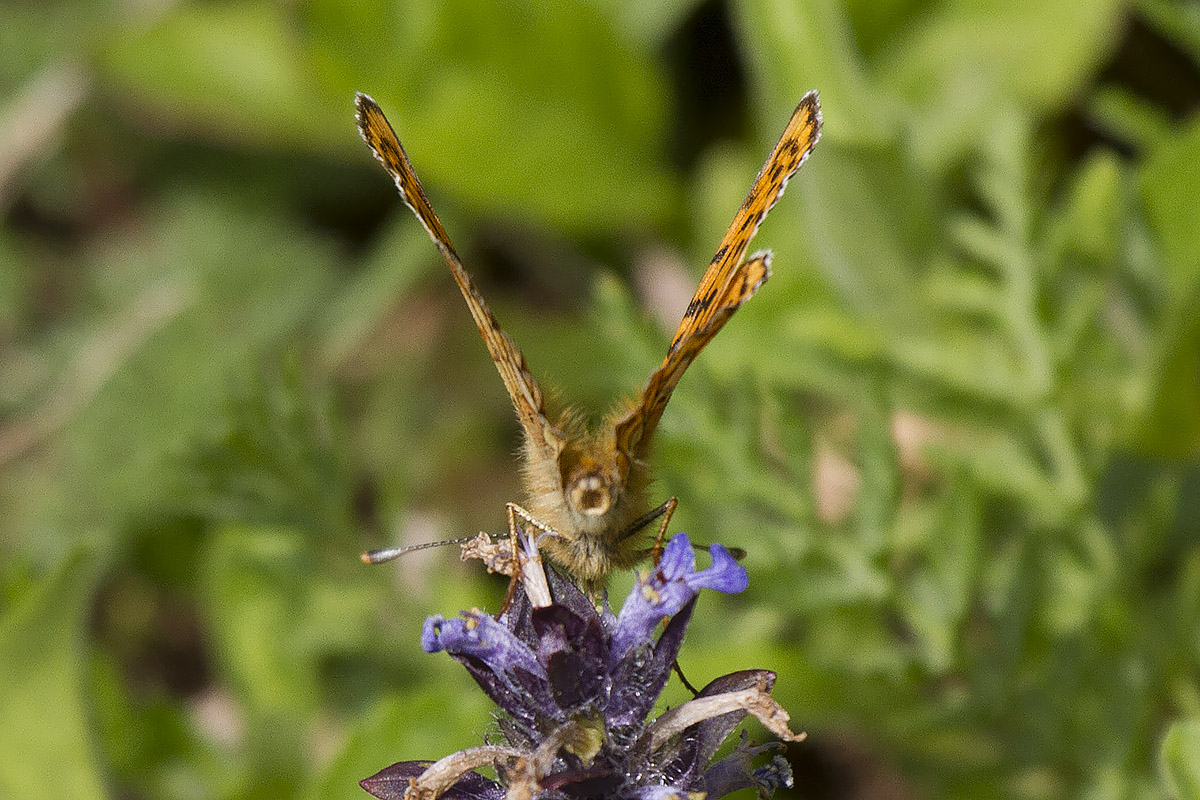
left=614, top=93, right=821, bottom=463
left=355, top=93, right=565, bottom=462
left=613, top=251, right=772, bottom=466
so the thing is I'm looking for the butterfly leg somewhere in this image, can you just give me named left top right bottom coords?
left=496, top=568, right=520, bottom=619
left=640, top=497, right=700, bottom=698
left=506, top=501, right=559, bottom=539
left=619, top=496, right=677, bottom=545
left=649, top=496, right=679, bottom=565
left=498, top=502, right=556, bottom=614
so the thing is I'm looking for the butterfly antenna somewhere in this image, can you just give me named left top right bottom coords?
left=360, top=536, right=477, bottom=565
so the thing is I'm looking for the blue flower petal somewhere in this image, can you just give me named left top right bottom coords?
left=422, top=615, right=445, bottom=653
left=610, top=533, right=749, bottom=663
left=658, top=532, right=697, bottom=581
left=686, top=544, right=748, bottom=594
left=422, top=609, right=547, bottom=681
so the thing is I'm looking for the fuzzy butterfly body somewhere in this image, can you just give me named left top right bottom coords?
left=356, top=92, right=821, bottom=590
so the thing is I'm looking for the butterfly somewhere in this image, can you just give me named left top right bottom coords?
left=355, top=91, right=821, bottom=591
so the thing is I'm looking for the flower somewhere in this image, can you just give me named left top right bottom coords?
left=362, top=533, right=802, bottom=800
left=610, top=533, right=748, bottom=664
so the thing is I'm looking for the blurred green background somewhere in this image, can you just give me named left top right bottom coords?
left=3, top=0, right=1200, bottom=798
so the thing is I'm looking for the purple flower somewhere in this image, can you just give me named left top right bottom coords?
left=422, top=609, right=560, bottom=731
left=611, top=533, right=748, bottom=663
left=361, top=533, right=799, bottom=800
left=422, top=611, right=547, bottom=682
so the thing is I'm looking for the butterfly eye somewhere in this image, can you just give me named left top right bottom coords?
left=569, top=473, right=612, bottom=517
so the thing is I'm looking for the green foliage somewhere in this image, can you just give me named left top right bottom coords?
left=0, top=551, right=105, bottom=800
left=1161, top=720, right=1200, bottom=800
left=2, top=1, right=1198, bottom=798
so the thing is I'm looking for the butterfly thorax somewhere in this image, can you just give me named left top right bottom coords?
left=520, top=413, right=650, bottom=586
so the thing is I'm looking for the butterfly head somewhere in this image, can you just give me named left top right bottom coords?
left=565, top=457, right=615, bottom=519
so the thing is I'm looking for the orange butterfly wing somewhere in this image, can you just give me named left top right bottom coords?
left=355, top=93, right=565, bottom=461
left=615, top=92, right=822, bottom=461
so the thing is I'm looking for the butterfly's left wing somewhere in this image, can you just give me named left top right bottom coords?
left=614, top=93, right=822, bottom=463
left=355, top=93, right=566, bottom=464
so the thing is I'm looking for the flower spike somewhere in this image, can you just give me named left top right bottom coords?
left=365, top=533, right=796, bottom=800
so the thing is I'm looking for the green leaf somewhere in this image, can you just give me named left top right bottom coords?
left=1141, top=117, right=1200, bottom=301
left=53, top=192, right=338, bottom=544
left=1136, top=115, right=1200, bottom=455
left=1058, top=151, right=1123, bottom=267
left=586, top=0, right=705, bottom=46
left=100, top=2, right=346, bottom=152
left=735, top=0, right=894, bottom=146
left=0, top=551, right=106, bottom=800
left=1161, top=720, right=1200, bottom=800
left=200, top=525, right=321, bottom=717
left=896, top=477, right=982, bottom=672
left=878, top=0, right=1121, bottom=165
left=1086, top=86, right=1174, bottom=152
left=319, top=216, right=440, bottom=368
left=190, top=355, right=355, bottom=543
left=329, top=0, right=677, bottom=234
